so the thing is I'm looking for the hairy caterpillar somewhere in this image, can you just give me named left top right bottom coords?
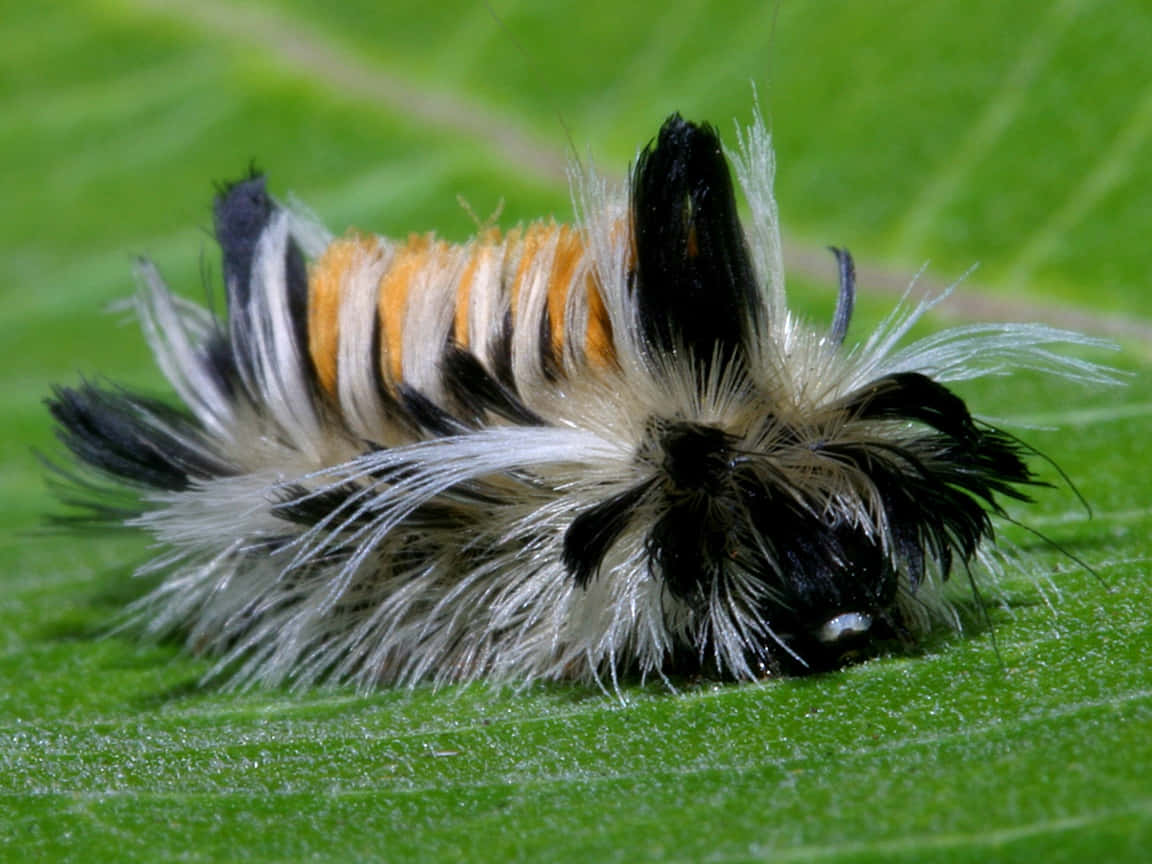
left=47, top=112, right=1114, bottom=690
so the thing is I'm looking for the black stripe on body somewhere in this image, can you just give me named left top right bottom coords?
left=441, top=347, right=544, bottom=427
left=46, top=383, right=229, bottom=494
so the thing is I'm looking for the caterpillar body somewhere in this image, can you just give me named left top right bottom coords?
left=48, top=113, right=1112, bottom=690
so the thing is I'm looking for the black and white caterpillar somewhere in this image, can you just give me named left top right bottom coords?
left=48, top=112, right=1114, bottom=690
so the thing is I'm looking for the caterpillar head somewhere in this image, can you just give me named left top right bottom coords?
left=563, top=115, right=1037, bottom=678
left=564, top=375, right=1035, bottom=677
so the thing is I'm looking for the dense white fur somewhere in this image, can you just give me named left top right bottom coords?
left=125, top=113, right=1116, bottom=691
left=336, top=243, right=395, bottom=439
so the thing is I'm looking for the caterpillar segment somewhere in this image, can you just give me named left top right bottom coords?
left=306, top=222, right=616, bottom=413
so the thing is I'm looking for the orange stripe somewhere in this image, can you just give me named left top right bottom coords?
left=307, top=232, right=381, bottom=400
left=545, top=224, right=575, bottom=354
left=584, top=272, right=614, bottom=368
left=377, top=233, right=438, bottom=386
left=544, top=223, right=614, bottom=368
left=308, top=220, right=620, bottom=402
left=453, top=227, right=503, bottom=348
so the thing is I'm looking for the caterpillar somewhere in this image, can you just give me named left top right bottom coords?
left=47, top=111, right=1114, bottom=690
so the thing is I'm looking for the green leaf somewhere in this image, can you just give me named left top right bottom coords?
left=3, top=1, right=1149, bottom=861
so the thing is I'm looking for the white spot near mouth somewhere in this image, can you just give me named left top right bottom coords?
left=817, top=612, right=873, bottom=644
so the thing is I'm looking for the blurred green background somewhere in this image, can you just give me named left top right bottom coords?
left=2, top=0, right=1150, bottom=861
